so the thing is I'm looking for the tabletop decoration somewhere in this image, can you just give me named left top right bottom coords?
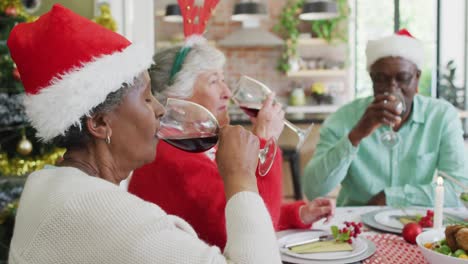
left=398, top=209, right=434, bottom=227
left=331, top=221, right=363, bottom=244
left=402, top=222, right=423, bottom=244
left=418, top=210, right=434, bottom=227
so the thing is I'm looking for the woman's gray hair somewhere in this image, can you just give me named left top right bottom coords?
left=150, top=44, right=226, bottom=101
left=50, top=73, right=147, bottom=149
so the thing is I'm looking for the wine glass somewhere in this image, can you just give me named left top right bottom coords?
left=232, top=75, right=314, bottom=150
left=157, top=98, right=277, bottom=176
left=380, top=92, right=407, bottom=148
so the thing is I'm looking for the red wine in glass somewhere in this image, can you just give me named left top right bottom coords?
left=163, top=133, right=218, bottom=153
left=239, top=103, right=261, bottom=118
left=159, top=98, right=277, bottom=176
left=233, top=75, right=315, bottom=150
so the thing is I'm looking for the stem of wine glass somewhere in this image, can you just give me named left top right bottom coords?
left=284, top=120, right=314, bottom=150
left=284, top=119, right=301, bottom=134
left=382, top=132, right=399, bottom=148
left=257, top=137, right=277, bottom=176
left=438, top=170, right=468, bottom=191
left=258, top=149, right=266, bottom=164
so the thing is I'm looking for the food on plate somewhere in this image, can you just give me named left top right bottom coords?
left=455, top=227, right=468, bottom=251
left=398, top=209, right=434, bottom=228
left=445, top=225, right=464, bottom=251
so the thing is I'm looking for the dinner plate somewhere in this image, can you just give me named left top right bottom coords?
left=374, top=209, right=427, bottom=229
left=277, top=230, right=376, bottom=264
left=361, top=209, right=401, bottom=233
left=278, top=230, right=368, bottom=260
left=362, top=208, right=464, bottom=234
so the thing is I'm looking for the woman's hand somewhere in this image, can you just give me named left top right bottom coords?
left=299, top=197, right=335, bottom=225
left=251, top=93, right=285, bottom=140
left=216, top=125, right=260, bottom=200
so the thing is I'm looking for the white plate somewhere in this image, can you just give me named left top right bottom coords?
left=278, top=231, right=367, bottom=260
left=374, top=209, right=427, bottom=229
left=277, top=230, right=376, bottom=264
left=361, top=209, right=401, bottom=233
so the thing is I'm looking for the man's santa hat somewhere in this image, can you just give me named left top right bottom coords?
left=366, top=29, right=424, bottom=70
left=7, top=4, right=152, bottom=141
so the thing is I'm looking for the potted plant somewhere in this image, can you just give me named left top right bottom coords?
left=310, top=0, right=349, bottom=43
left=274, top=0, right=349, bottom=73
left=274, top=0, right=305, bottom=73
left=438, top=60, right=465, bottom=109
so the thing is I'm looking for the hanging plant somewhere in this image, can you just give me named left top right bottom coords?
left=310, top=0, right=349, bottom=43
left=274, top=0, right=305, bottom=73
left=275, top=0, right=349, bottom=73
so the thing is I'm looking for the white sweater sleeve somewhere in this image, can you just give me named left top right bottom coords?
left=124, top=191, right=282, bottom=264
left=11, top=187, right=281, bottom=264
left=133, top=191, right=282, bottom=263
left=224, top=192, right=282, bottom=263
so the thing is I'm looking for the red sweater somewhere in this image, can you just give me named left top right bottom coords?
left=129, top=140, right=311, bottom=249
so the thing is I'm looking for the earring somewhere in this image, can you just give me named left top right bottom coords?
left=105, top=135, right=111, bottom=145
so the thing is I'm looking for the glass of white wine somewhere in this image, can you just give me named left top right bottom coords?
left=380, top=92, right=406, bottom=148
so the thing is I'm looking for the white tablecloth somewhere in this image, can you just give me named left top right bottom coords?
left=277, top=206, right=467, bottom=264
left=310, top=206, right=467, bottom=233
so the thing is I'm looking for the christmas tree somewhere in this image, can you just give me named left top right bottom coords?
left=0, top=0, right=64, bottom=179
left=93, top=3, right=118, bottom=32
left=0, top=0, right=64, bottom=258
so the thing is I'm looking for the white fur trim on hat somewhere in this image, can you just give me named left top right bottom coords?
left=366, top=35, right=424, bottom=70
left=24, top=44, right=153, bottom=141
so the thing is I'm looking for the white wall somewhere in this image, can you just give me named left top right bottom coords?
left=465, top=2, right=468, bottom=133
left=439, top=0, right=466, bottom=88
left=96, top=0, right=155, bottom=54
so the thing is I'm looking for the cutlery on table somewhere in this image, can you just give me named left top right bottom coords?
left=284, top=234, right=335, bottom=249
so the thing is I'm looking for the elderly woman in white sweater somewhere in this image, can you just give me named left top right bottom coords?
left=7, top=4, right=281, bottom=264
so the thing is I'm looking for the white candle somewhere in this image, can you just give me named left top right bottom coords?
left=433, top=176, right=444, bottom=229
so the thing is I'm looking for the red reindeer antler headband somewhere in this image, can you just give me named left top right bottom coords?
left=178, top=0, right=219, bottom=38
left=168, top=0, right=220, bottom=84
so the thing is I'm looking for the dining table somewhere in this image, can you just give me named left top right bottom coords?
left=277, top=206, right=468, bottom=264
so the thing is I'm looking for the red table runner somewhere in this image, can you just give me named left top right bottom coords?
left=363, top=234, right=428, bottom=264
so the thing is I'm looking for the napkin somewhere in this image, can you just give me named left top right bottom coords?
left=289, top=240, right=353, bottom=254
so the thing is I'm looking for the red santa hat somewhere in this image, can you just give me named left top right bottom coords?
left=366, top=29, right=424, bottom=71
left=7, top=4, right=153, bottom=141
